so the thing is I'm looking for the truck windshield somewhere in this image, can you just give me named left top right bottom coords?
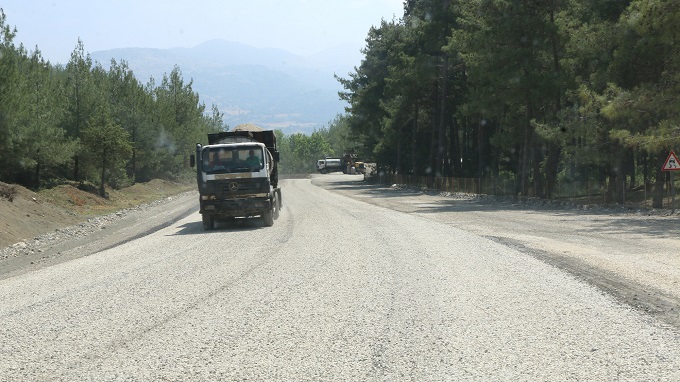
left=203, top=146, right=264, bottom=174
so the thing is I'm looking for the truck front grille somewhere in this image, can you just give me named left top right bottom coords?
left=219, top=180, right=264, bottom=195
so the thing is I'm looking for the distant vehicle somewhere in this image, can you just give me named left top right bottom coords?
left=316, top=158, right=344, bottom=174
left=316, top=154, right=360, bottom=174
left=190, top=126, right=282, bottom=229
left=354, top=161, right=366, bottom=174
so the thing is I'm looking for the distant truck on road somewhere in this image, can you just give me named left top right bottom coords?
left=316, top=154, right=360, bottom=174
left=190, top=126, right=282, bottom=229
left=316, top=158, right=344, bottom=174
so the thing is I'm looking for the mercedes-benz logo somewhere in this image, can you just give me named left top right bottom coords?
left=228, top=182, right=239, bottom=191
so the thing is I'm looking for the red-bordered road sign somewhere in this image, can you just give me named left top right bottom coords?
left=662, top=151, right=680, bottom=171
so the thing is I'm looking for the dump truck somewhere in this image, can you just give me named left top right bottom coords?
left=190, top=127, right=281, bottom=229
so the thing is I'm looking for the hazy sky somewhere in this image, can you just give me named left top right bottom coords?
left=1, top=0, right=405, bottom=64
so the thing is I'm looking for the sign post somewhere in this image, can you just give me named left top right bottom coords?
left=661, top=150, right=680, bottom=213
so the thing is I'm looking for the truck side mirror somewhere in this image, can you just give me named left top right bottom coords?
left=273, top=151, right=280, bottom=162
left=190, top=154, right=195, bottom=168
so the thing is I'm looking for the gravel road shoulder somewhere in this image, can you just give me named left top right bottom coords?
left=312, top=174, right=680, bottom=330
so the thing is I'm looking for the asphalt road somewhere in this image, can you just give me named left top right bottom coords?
left=1, top=176, right=679, bottom=381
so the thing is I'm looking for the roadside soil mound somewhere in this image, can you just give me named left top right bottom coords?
left=0, top=184, right=82, bottom=249
left=0, top=180, right=193, bottom=249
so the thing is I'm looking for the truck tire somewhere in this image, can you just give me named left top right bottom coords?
left=273, top=193, right=280, bottom=220
left=262, top=207, right=274, bottom=227
left=202, top=214, right=214, bottom=230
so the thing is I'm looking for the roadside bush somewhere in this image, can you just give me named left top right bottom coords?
left=0, top=182, right=18, bottom=202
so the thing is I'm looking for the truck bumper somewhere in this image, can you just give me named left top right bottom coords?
left=200, top=197, right=271, bottom=218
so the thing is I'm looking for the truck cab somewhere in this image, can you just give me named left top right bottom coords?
left=191, top=130, right=281, bottom=229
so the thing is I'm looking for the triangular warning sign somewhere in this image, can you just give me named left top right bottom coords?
left=662, top=151, right=680, bottom=171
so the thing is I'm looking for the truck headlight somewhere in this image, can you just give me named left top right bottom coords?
left=201, top=195, right=217, bottom=201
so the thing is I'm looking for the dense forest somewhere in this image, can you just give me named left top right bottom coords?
left=2, top=1, right=679, bottom=208
left=0, top=12, right=227, bottom=196
left=338, top=0, right=679, bottom=207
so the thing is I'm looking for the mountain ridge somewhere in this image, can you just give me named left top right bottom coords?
left=90, top=39, right=359, bottom=134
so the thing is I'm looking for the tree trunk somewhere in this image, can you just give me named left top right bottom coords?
left=532, top=143, right=545, bottom=198
left=520, top=80, right=535, bottom=196
left=34, top=160, right=41, bottom=189
left=492, top=118, right=501, bottom=194
left=613, top=147, right=626, bottom=204
left=628, top=148, right=636, bottom=189
left=544, top=142, right=561, bottom=199
left=642, top=151, right=650, bottom=187
left=653, top=153, right=665, bottom=208
left=437, top=0, right=451, bottom=178
left=429, top=81, right=439, bottom=178
left=130, top=123, right=137, bottom=182
left=520, top=123, right=533, bottom=196
left=99, top=155, right=107, bottom=198
left=450, top=116, right=460, bottom=178
left=546, top=7, right=562, bottom=200
left=73, top=156, right=80, bottom=182
left=397, top=118, right=402, bottom=175
left=436, top=54, right=449, bottom=178
left=477, top=117, right=487, bottom=180
left=412, top=101, right=419, bottom=176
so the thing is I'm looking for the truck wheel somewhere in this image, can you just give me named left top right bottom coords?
left=320, top=168, right=327, bottom=174
left=202, top=214, right=214, bottom=230
left=273, top=194, right=280, bottom=220
left=263, top=208, right=274, bottom=227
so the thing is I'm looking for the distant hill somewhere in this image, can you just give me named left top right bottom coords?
left=91, top=40, right=361, bottom=135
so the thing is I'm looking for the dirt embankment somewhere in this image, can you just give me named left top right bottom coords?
left=0, top=180, right=198, bottom=281
left=0, top=180, right=194, bottom=249
left=1, top=184, right=81, bottom=249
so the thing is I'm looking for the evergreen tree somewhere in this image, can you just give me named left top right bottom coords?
left=338, top=20, right=398, bottom=171
left=64, top=38, right=96, bottom=182
left=107, top=59, right=150, bottom=183
left=81, top=113, right=133, bottom=197
left=0, top=10, right=21, bottom=182
left=155, top=65, right=206, bottom=178
left=16, top=49, right=77, bottom=187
